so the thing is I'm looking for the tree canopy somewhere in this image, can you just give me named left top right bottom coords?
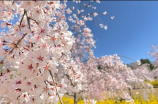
left=140, top=59, right=154, bottom=71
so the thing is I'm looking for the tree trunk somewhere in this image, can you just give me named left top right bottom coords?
left=128, top=88, right=133, bottom=99
left=74, top=93, right=77, bottom=104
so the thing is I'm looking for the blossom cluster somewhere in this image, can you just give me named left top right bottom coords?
left=0, top=1, right=82, bottom=104
left=0, top=1, right=155, bottom=104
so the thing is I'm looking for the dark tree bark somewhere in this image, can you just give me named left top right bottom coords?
left=74, top=93, right=77, bottom=104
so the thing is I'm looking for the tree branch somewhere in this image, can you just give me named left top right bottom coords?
left=65, top=74, right=74, bottom=87
left=19, top=9, right=26, bottom=30
left=48, top=70, right=63, bottom=104
left=9, top=33, right=27, bottom=54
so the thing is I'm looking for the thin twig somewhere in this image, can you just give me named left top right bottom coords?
left=28, top=17, right=39, bottom=25
left=25, top=10, right=31, bottom=30
left=45, top=80, right=54, bottom=86
left=49, top=23, right=54, bottom=28
left=9, top=33, right=27, bottom=54
left=65, top=74, right=74, bottom=87
left=19, top=9, right=26, bottom=30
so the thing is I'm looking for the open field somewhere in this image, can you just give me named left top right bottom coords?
left=60, top=88, right=158, bottom=104
left=102, top=88, right=158, bottom=100
left=130, top=88, right=158, bottom=98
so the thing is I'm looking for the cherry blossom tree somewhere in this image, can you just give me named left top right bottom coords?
left=0, top=1, right=154, bottom=104
left=149, top=45, right=158, bottom=79
left=149, top=45, right=158, bottom=68
left=53, top=1, right=153, bottom=104
left=0, top=1, right=83, bottom=104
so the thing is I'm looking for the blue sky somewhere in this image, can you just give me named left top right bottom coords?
left=1, top=1, right=158, bottom=64
left=67, top=1, right=158, bottom=64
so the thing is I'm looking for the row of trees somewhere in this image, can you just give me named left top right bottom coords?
left=127, top=59, right=154, bottom=71
left=0, top=1, right=157, bottom=104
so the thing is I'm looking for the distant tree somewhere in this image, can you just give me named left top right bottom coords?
left=140, top=59, right=154, bottom=71
left=126, top=64, right=134, bottom=70
left=97, top=65, right=102, bottom=70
